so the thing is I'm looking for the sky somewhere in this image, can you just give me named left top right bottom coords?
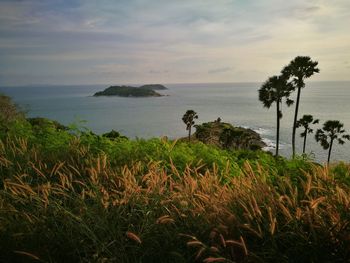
left=0, top=0, right=349, bottom=86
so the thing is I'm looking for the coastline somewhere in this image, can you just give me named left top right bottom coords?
left=1, top=81, right=349, bottom=162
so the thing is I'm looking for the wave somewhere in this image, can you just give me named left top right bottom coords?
left=262, top=138, right=275, bottom=150
left=240, top=125, right=291, bottom=152
left=250, top=126, right=287, bottom=151
left=254, top=127, right=272, bottom=136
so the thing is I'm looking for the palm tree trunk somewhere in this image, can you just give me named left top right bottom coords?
left=303, top=129, right=307, bottom=154
left=188, top=126, right=191, bottom=142
left=276, top=101, right=280, bottom=157
left=292, top=85, right=302, bottom=158
left=327, top=139, right=333, bottom=165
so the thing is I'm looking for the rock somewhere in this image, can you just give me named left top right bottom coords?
left=194, top=121, right=266, bottom=150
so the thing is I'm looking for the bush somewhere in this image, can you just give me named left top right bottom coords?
left=0, top=111, right=349, bottom=262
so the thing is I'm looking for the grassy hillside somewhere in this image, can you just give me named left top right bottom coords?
left=1, top=97, right=350, bottom=262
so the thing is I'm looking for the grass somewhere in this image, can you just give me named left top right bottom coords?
left=1, top=121, right=350, bottom=262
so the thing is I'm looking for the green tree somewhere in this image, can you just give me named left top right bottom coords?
left=219, top=127, right=243, bottom=149
left=315, top=120, right=350, bottom=164
left=259, top=75, right=293, bottom=156
left=0, top=94, right=25, bottom=135
left=282, top=56, right=319, bottom=158
left=296, top=114, right=319, bottom=154
left=182, top=110, right=198, bottom=142
left=0, top=94, right=24, bottom=124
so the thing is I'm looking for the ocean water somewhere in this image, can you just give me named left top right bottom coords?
left=1, top=81, right=349, bottom=163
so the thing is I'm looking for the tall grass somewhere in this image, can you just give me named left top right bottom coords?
left=1, top=133, right=350, bottom=262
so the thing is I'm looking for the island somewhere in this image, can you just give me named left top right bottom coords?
left=93, top=84, right=167, bottom=97
left=139, top=84, right=167, bottom=90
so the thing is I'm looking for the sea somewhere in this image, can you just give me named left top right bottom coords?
left=1, top=81, right=349, bottom=163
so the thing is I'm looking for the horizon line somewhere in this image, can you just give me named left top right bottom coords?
left=2, top=79, right=350, bottom=88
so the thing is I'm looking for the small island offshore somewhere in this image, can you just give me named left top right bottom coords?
left=93, top=84, right=167, bottom=97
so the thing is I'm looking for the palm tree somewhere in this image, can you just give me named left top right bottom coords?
left=259, top=75, right=294, bottom=156
left=296, top=114, right=319, bottom=154
left=282, top=56, right=319, bottom=158
left=315, top=120, right=350, bottom=164
left=182, top=110, right=198, bottom=142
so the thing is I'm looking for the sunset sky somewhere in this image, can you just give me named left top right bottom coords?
left=1, top=0, right=349, bottom=86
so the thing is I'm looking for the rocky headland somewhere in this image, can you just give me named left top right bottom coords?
left=187, top=119, right=266, bottom=151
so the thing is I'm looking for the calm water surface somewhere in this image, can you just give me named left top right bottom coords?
left=1, top=81, right=349, bottom=162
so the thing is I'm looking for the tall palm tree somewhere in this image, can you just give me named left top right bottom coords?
left=182, top=110, right=198, bottom=142
left=296, top=114, right=319, bottom=154
left=282, top=56, right=319, bottom=158
left=259, top=75, right=294, bottom=156
left=315, top=120, right=350, bottom=164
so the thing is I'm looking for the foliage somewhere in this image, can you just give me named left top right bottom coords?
left=182, top=110, right=198, bottom=142
left=296, top=114, right=319, bottom=154
left=195, top=121, right=265, bottom=151
left=102, top=129, right=127, bottom=140
left=315, top=120, right=350, bottom=163
left=282, top=56, right=320, bottom=158
left=258, top=75, right=294, bottom=156
left=0, top=126, right=349, bottom=262
left=28, top=116, right=67, bottom=129
left=258, top=75, right=294, bottom=109
left=296, top=115, right=319, bottom=137
left=0, top=94, right=26, bottom=135
left=0, top=95, right=349, bottom=262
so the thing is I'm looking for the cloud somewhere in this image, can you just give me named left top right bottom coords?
left=149, top=70, right=169, bottom=74
left=0, top=0, right=350, bottom=85
left=208, top=67, right=232, bottom=74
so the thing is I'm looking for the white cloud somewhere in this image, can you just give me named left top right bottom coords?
left=0, top=0, right=349, bottom=85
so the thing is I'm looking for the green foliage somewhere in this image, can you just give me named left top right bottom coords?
left=102, top=129, right=126, bottom=140
left=258, top=75, right=294, bottom=109
left=315, top=120, right=350, bottom=163
left=259, top=75, right=294, bottom=156
left=282, top=56, right=320, bottom=158
left=195, top=121, right=265, bottom=151
left=1, top=110, right=350, bottom=262
left=330, top=162, right=350, bottom=186
left=0, top=94, right=25, bottom=123
left=282, top=56, right=320, bottom=86
left=0, top=94, right=26, bottom=138
left=28, top=117, right=68, bottom=131
left=296, top=114, right=319, bottom=154
left=182, top=109, right=198, bottom=142
left=296, top=115, right=319, bottom=137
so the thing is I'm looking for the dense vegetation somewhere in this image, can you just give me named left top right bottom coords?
left=1, top=94, right=350, bottom=262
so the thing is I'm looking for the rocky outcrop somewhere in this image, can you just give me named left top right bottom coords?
left=194, top=120, right=266, bottom=150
